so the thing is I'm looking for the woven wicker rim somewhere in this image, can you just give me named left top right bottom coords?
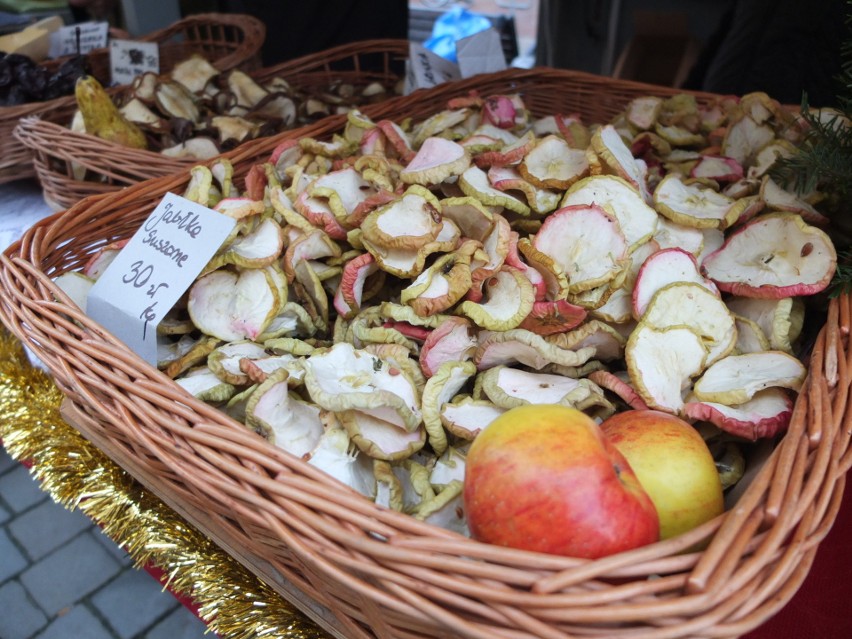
left=1, top=68, right=850, bottom=639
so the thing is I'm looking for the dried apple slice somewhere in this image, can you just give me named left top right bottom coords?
left=518, top=299, right=587, bottom=336
left=208, top=340, right=269, bottom=385
left=477, top=366, right=611, bottom=415
left=642, top=281, right=736, bottom=365
left=174, top=367, right=235, bottom=402
left=591, top=124, right=648, bottom=198
left=361, top=185, right=442, bottom=250
left=560, top=175, right=658, bottom=249
left=412, top=108, right=471, bottom=146
left=721, top=114, right=774, bottom=166
left=632, top=247, right=719, bottom=318
left=283, top=228, right=341, bottom=281
left=533, top=204, right=628, bottom=293
left=333, top=252, right=378, bottom=319
left=457, top=267, right=535, bottom=331
left=474, top=328, right=596, bottom=371
left=422, top=360, right=478, bottom=454
left=683, top=388, right=793, bottom=440
left=308, top=167, right=377, bottom=221
left=419, top=316, right=477, bottom=378
left=214, top=197, right=265, bottom=221
left=339, top=411, right=426, bottom=461
left=653, top=174, right=738, bottom=229
left=626, top=96, right=663, bottom=131
left=726, top=296, right=804, bottom=354
left=439, top=196, right=494, bottom=242
left=488, top=165, right=561, bottom=215
left=302, top=342, right=422, bottom=432
left=401, top=250, right=472, bottom=316
left=400, top=137, right=471, bottom=185
left=733, top=314, right=772, bottom=354
left=626, top=323, right=708, bottom=413
left=376, top=120, right=415, bottom=162
left=458, top=166, right=530, bottom=216
left=587, top=370, right=650, bottom=411
left=547, top=320, right=626, bottom=362
left=211, top=217, right=283, bottom=270
left=653, top=217, right=705, bottom=255
left=440, top=396, right=506, bottom=440
left=474, top=130, right=535, bottom=168
left=692, top=351, right=806, bottom=405
left=690, top=155, right=744, bottom=183
left=306, top=420, right=375, bottom=498
left=760, top=176, right=829, bottom=226
left=701, top=213, right=836, bottom=298
left=518, top=134, right=589, bottom=190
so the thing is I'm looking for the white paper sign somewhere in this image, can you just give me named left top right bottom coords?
left=405, top=42, right=461, bottom=94
left=457, top=28, right=508, bottom=78
left=48, top=22, right=109, bottom=58
left=87, top=193, right=237, bottom=366
left=110, top=39, right=160, bottom=86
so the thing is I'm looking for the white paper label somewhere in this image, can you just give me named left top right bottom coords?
left=110, top=39, right=160, bottom=85
left=457, top=28, right=508, bottom=78
left=405, top=43, right=461, bottom=94
left=48, top=22, right=109, bottom=58
left=87, top=193, right=237, bottom=366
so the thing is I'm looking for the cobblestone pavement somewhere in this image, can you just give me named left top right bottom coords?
left=1, top=434, right=211, bottom=639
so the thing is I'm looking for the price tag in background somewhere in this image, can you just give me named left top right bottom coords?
left=87, top=193, right=237, bottom=366
left=110, top=39, right=159, bottom=86
left=48, top=22, right=109, bottom=58
left=405, top=42, right=461, bottom=94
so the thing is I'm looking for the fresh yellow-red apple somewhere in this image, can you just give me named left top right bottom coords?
left=463, top=404, right=659, bottom=559
left=600, top=409, right=724, bottom=540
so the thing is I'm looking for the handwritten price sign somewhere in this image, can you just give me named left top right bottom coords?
left=88, top=192, right=236, bottom=366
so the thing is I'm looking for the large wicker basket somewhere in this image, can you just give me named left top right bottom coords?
left=0, top=12, right=265, bottom=185
left=14, top=38, right=410, bottom=211
left=1, top=67, right=851, bottom=639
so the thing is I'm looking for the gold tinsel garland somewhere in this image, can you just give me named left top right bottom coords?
left=0, top=328, right=329, bottom=639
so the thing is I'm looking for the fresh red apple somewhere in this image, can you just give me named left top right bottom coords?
left=600, top=409, right=724, bottom=540
left=463, top=404, right=659, bottom=559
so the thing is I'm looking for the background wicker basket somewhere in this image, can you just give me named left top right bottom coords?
left=2, top=68, right=851, bottom=639
left=14, top=38, right=410, bottom=212
left=0, top=12, right=265, bottom=185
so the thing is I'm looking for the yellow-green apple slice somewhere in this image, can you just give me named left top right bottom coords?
left=654, top=122, right=705, bottom=146
left=760, top=176, right=829, bottom=225
left=422, top=360, right=478, bottom=454
left=477, top=366, right=611, bottom=415
left=373, top=460, right=404, bottom=511
left=723, top=177, right=761, bottom=199
left=733, top=315, right=772, bottom=354
left=375, top=119, right=415, bottom=162
left=207, top=340, right=269, bottom=385
left=747, top=139, right=796, bottom=179
left=725, top=296, right=804, bottom=354
left=591, top=124, right=649, bottom=199
left=265, top=336, right=318, bottom=358
left=282, top=228, right=341, bottom=281
left=362, top=343, right=426, bottom=395
left=458, top=267, right=535, bottom=331
left=299, top=133, right=354, bottom=159
left=401, top=250, right=472, bottom=316
left=302, top=342, right=422, bottom=432
left=362, top=218, right=459, bottom=278
left=460, top=133, right=501, bottom=154
left=165, top=336, right=221, bottom=379
left=516, top=237, right=569, bottom=301
left=333, top=252, right=378, bottom=319
left=632, top=247, right=719, bottom=318
left=696, top=228, right=726, bottom=266
left=429, top=447, right=468, bottom=490
left=722, top=113, right=774, bottom=166
left=361, top=185, right=442, bottom=250
left=653, top=216, right=705, bottom=254
left=517, top=299, right=587, bottom=336
left=157, top=334, right=201, bottom=370
left=188, top=267, right=281, bottom=341
left=412, top=107, right=471, bottom=146
left=439, top=195, right=495, bottom=242
left=560, top=175, right=658, bottom=250
left=547, top=319, right=626, bottom=362
left=339, top=410, right=426, bottom=461
left=294, top=191, right=348, bottom=240
left=587, top=370, right=650, bottom=410
left=690, top=155, right=744, bottom=183
left=305, top=421, right=375, bottom=498
left=440, top=396, right=506, bottom=440
left=380, top=301, right=452, bottom=330
left=641, top=281, right=736, bottom=365
left=293, top=260, right=329, bottom=333
left=472, top=123, right=520, bottom=145
left=308, top=167, right=377, bottom=220
left=419, top=316, right=477, bottom=378
left=414, top=481, right=467, bottom=534
left=692, top=351, right=806, bottom=404
left=459, top=166, right=530, bottom=216
left=626, top=323, right=708, bottom=413
left=239, top=353, right=305, bottom=387
left=468, top=214, right=512, bottom=299
left=474, top=328, right=596, bottom=371
left=626, top=96, right=663, bottom=130
left=474, top=130, right=535, bottom=168
left=518, top=134, right=590, bottom=190
left=174, top=367, right=235, bottom=402
left=700, top=213, right=836, bottom=298
left=586, top=238, right=658, bottom=324
left=533, top=203, right=629, bottom=293
left=653, top=174, right=739, bottom=229
left=400, top=137, right=471, bottom=185
left=488, top=165, right=561, bottom=215
left=257, top=301, right=317, bottom=341
left=683, top=388, right=793, bottom=440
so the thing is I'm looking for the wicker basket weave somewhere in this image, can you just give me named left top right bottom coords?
left=0, top=12, right=265, bottom=185
left=14, top=38, right=410, bottom=211
left=2, top=68, right=851, bottom=639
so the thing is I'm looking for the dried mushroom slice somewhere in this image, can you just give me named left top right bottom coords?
left=683, top=388, right=793, bottom=440
left=457, top=268, right=535, bottom=331
left=533, top=204, right=628, bottom=293
left=726, top=296, right=804, bottom=354
left=156, top=80, right=199, bottom=122
left=339, top=411, right=426, bottom=461
left=161, top=137, right=220, bottom=160
left=212, top=115, right=260, bottom=145
left=302, top=342, right=422, bottom=431
left=632, top=248, right=719, bottom=318
left=361, top=185, right=442, bottom=251
left=692, top=351, right=806, bottom=405
left=560, top=175, right=658, bottom=249
left=474, top=328, right=596, bottom=371
left=400, top=137, right=471, bottom=185
left=642, top=281, right=736, bottom=365
left=174, top=367, right=236, bottom=402
left=478, top=366, right=609, bottom=414
left=440, top=396, right=506, bottom=440
left=458, top=166, right=530, bottom=216
left=653, top=174, right=738, bottom=229
left=518, top=134, right=589, bottom=190
left=626, top=323, right=708, bottom=414
left=226, top=69, right=268, bottom=108
left=170, top=54, right=219, bottom=93
left=188, top=267, right=281, bottom=342
left=760, top=176, right=829, bottom=226
left=419, top=316, right=477, bottom=378
left=422, top=360, right=477, bottom=454
left=700, top=213, right=836, bottom=298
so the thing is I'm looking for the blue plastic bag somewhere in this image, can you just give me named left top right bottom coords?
left=423, top=6, right=492, bottom=63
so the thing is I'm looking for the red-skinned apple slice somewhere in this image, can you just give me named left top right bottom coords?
left=400, top=137, right=471, bottom=186
left=518, top=134, right=589, bottom=190
left=692, top=351, right=806, bottom=404
left=419, top=316, right=477, bottom=378
left=760, top=176, right=830, bottom=226
left=518, top=299, right=587, bottom=336
left=474, top=328, right=596, bottom=371
left=588, top=370, right=650, bottom=410
left=632, top=248, right=719, bottom=318
left=653, top=174, right=738, bottom=229
left=683, top=387, right=793, bottom=440
left=690, top=155, right=743, bottom=183
left=334, top=252, right=378, bottom=318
